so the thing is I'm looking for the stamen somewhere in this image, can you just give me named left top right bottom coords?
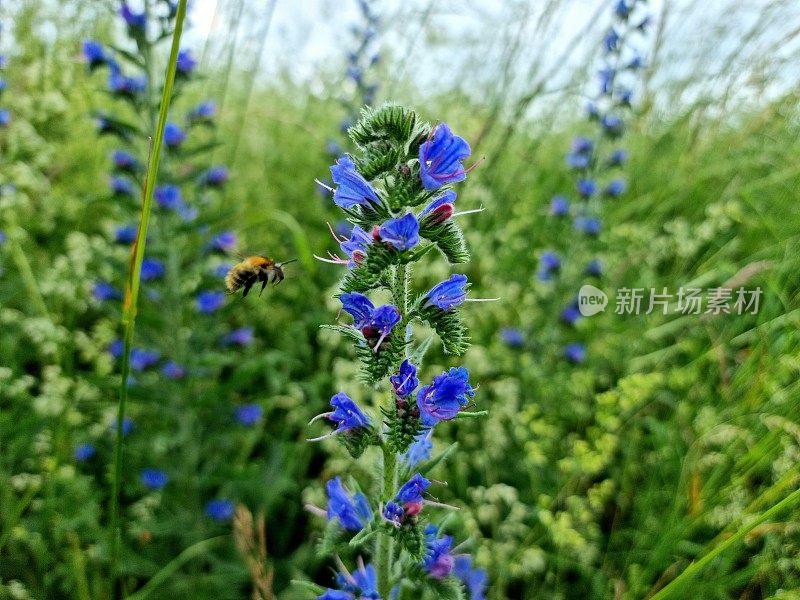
left=326, top=221, right=346, bottom=243
left=308, top=411, right=333, bottom=425
left=306, top=429, right=343, bottom=443
left=452, top=206, right=485, bottom=218
left=315, top=178, right=335, bottom=193
left=304, top=503, right=326, bottom=518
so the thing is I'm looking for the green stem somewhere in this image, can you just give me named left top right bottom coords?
left=649, top=487, right=800, bottom=600
left=108, top=2, right=189, bottom=596
left=377, top=263, right=411, bottom=596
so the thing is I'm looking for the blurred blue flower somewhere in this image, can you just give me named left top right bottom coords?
left=112, top=149, right=139, bottom=172
left=0, top=230, right=5, bottom=244
left=120, top=3, right=146, bottom=29
left=0, top=110, right=11, bottom=127
left=154, top=184, right=183, bottom=210
left=110, top=416, right=134, bottom=436
left=576, top=178, right=596, bottom=198
left=74, top=443, right=96, bottom=461
left=550, top=195, right=570, bottom=216
left=400, top=431, right=433, bottom=469
left=205, top=499, right=235, bottom=521
left=161, top=361, right=185, bottom=379
left=423, top=274, right=468, bottom=310
left=500, top=327, right=525, bottom=348
left=114, top=225, right=137, bottom=245
left=615, top=0, right=632, bottom=19
left=221, top=327, right=254, bottom=346
left=140, top=258, right=165, bottom=281
left=141, top=468, right=169, bottom=490
left=130, top=348, right=159, bottom=371
left=108, top=339, right=124, bottom=358
left=538, top=251, right=561, bottom=275
left=329, top=156, right=380, bottom=209
left=235, top=403, right=263, bottom=426
left=604, top=28, right=620, bottom=52
left=93, top=281, right=122, bottom=301
left=609, top=148, right=628, bottom=166
left=326, top=477, right=372, bottom=531
left=200, top=166, right=229, bottom=187
left=212, top=263, right=233, bottom=278
left=325, top=139, right=342, bottom=157
left=163, top=122, right=186, bottom=147
left=564, top=342, right=586, bottom=363
left=627, top=53, right=644, bottom=70
left=419, top=123, right=472, bottom=191
left=390, top=359, right=419, bottom=399
left=82, top=40, right=108, bottom=68
left=586, top=259, right=603, bottom=277
left=417, top=367, right=475, bottom=426
left=210, top=231, right=237, bottom=252
left=566, top=151, right=591, bottom=170
left=561, top=303, right=581, bottom=326
left=196, top=291, right=225, bottom=314
left=605, top=179, right=627, bottom=197
left=422, top=525, right=455, bottom=579
left=454, top=555, right=488, bottom=600
left=176, top=49, right=197, bottom=74
left=188, top=100, right=216, bottom=122
left=110, top=176, right=135, bottom=197
left=598, top=66, right=615, bottom=95
left=108, top=72, right=146, bottom=96
left=574, top=216, right=601, bottom=236
left=601, top=114, right=624, bottom=137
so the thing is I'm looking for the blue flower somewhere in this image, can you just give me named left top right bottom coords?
left=161, top=361, right=185, bottom=379
left=586, top=259, right=603, bottom=277
left=110, top=176, right=135, bottom=197
left=576, top=178, right=596, bottom=198
left=176, top=49, right=197, bottom=74
left=454, top=556, right=488, bottom=600
left=615, top=0, right=632, bottom=19
left=609, top=148, right=628, bottom=166
left=604, top=28, right=620, bottom=52
left=112, top=149, right=139, bottom=172
left=423, top=274, right=468, bottom=310
left=395, top=473, right=430, bottom=504
left=200, top=166, right=229, bottom=187
left=108, top=339, right=124, bottom=358
left=417, top=367, right=475, bottom=426
left=82, top=40, right=108, bottom=68
left=550, top=195, right=570, bottom=216
left=74, top=443, right=96, bottom=461
left=188, top=101, right=216, bottom=122
left=235, top=404, right=263, bottom=426
left=605, top=179, right=626, bottom=197
left=419, top=123, right=472, bottom=191
left=327, top=392, right=371, bottom=433
left=210, top=231, right=237, bottom=252
left=420, top=189, right=456, bottom=224
left=108, top=72, right=146, bottom=96
left=539, top=251, right=561, bottom=274
left=325, top=139, right=342, bottom=157
left=163, top=122, right=186, bottom=147
left=0, top=110, right=9, bottom=128
left=422, top=525, right=455, bottom=579
left=618, top=88, right=633, bottom=106
left=564, top=342, right=586, bottom=364
left=382, top=501, right=405, bottom=525
left=574, top=216, right=601, bottom=236
left=561, top=304, right=581, bottom=326
left=318, top=562, right=380, bottom=600
left=221, top=327, right=254, bottom=346
left=0, top=230, right=5, bottom=244
left=120, top=3, right=146, bottom=29
left=329, top=156, right=380, bottom=209
left=400, top=431, right=433, bottom=468
left=601, top=114, right=624, bottom=137
left=500, top=327, right=525, bottom=348
left=154, top=184, right=183, bottom=210
left=196, top=291, right=225, bottom=314
left=93, top=281, right=122, bottom=301
left=325, top=477, right=372, bottom=531
left=566, top=151, right=590, bottom=170
left=141, top=468, right=169, bottom=490
left=598, top=66, right=615, bottom=95
left=340, top=225, right=371, bottom=268
left=390, top=359, right=419, bottom=398
left=339, top=293, right=401, bottom=346
left=340, top=292, right=375, bottom=329
left=205, top=499, right=235, bottom=521
left=130, top=348, right=159, bottom=371
left=140, top=258, right=164, bottom=281
left=110, top=416, right=134, bottom=436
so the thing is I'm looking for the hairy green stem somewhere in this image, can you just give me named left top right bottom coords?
left=108, top=1, right=189, bottom=595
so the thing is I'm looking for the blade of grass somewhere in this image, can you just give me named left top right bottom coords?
left=108, top=0, right=190, bottom=595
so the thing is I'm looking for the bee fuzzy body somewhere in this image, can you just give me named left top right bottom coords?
left=225, top=256, right=286, bottom=298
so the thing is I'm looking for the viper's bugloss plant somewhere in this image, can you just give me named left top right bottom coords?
left=306, top=104, right=487, bottom=600
left=538, top=0, right=650, bottom=363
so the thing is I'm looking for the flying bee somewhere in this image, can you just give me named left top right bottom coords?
left=224, top=255, right=296, bottom=298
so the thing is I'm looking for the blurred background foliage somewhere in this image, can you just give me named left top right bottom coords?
left=1, top=0, right=800, bottom=598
